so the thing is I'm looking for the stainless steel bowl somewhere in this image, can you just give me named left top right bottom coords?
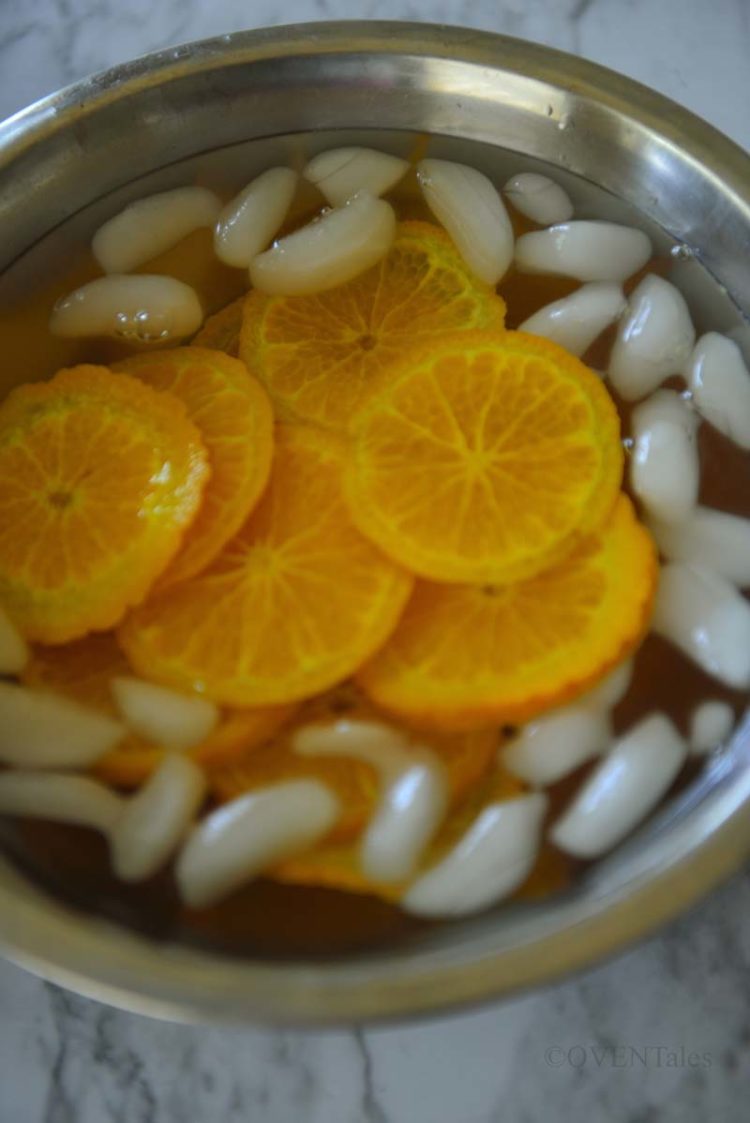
left=1, top=21, right=749, bottom=1025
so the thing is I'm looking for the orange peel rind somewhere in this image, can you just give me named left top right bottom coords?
left=116, top=347, right=273, bottom=586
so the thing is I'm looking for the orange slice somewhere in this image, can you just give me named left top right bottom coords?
left=345, top=330, right=623, bottom=585
left=115, top=347, right=273, bottom=587
left=239, top=220, right=507, bottom=432
left=191, top=296, right=245, bottom=357
left=0, top=365, right=208, bottom=643
left=357, top=495, right=657, bottom=730
left=210, top=686, right=498, bottom=842
left=22, top=633, right=295, bottom=787
left=270, top=763, right=527, bottom=898
left=189, top=706, right=296, bottom=770
left=119, top=424, right=414, bottom=706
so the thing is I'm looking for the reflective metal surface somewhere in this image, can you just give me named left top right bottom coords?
left=0, top=22, right=749, bottom=1024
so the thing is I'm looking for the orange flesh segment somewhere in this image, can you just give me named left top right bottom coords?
left=118, top=424, right=414, bottom=706
left=345, top=330, right=624, bottom=585
left=239, top=221, right=507, bottom=432
left=357, top=495, right=657, bottom=730
left=115, top=347, right=273, bottom=587
left=0, top=365, right=208, bottom=643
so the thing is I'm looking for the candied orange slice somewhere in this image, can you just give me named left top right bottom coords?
left=22, top=633, right=295, bottom=787
left=357, top=495, right=657, bottom=730
left=210, top=689, right=498, bottom=842
left=191, top=296, right=245, bottom=357
left=345, top=330, right=623, bottom=585
left=270, top=763, right=527, bottom=898
left=115, top=347, right=273, bottom=587
left=239, top=221, right=507, bottom=432
left=119, top=425, right=414, bottom=706
left=0, top=365, right=208, bottom=643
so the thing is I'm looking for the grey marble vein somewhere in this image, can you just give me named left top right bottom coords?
left=0, top=1, right=749, bottom=1121
left=353, top=1028, right=389, bottom=1123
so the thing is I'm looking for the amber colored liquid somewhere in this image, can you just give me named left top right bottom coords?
left=1, top=182, right=749, bottom=959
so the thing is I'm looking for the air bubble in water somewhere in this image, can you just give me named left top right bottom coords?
left=130, top=307, right=172, bottom=343
left=671, top=243, right=694, bottom=261
left=113, top=310, right=135, bottom=339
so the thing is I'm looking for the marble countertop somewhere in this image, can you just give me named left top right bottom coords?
left=1, top=1, right=749, bottom=1120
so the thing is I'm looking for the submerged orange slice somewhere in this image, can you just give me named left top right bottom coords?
left=239, top=221, right=507, bottom=432
left=22, top=631, right=132, bottom=711
left=270, top=763, right=528, bottom=899
left=90, top=706, right=296, bottom=788
left=345, top=330, right=623, bottom=585
left=22, top=633, right=295, bottom=787
left=191, top=296, right=245, bottom=357
left=119, top=425, right=414, bottom=706
left=0, top=365, right=208, bottom=643
left=22, top=632, right=165, bottom=783
left=95, top=703, right=297, bottom=787
left=116, top=347, right=273, bottom=587
left=357, top=495, right=657, bottom=730
left=211, top=685, right=498, bottom=842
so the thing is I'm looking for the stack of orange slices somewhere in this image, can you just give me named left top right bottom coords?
left=0, top=221, right=658, bottom=901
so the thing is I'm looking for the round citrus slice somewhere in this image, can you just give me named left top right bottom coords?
left=119, top=424, right=414, bottom=706
left=115, top=347, right=273, bottom=587
left=191, top=295, right=245, bottom=357
left=22, top=632, right=296, bottom=787
left=210, top=684, right=498, bottom=842
left=345, top=329, right=623, bottom=584
left=357, top=495, right=657, bottom=730
left=239, top=220, right=507, bottom=432
left=0, top=365, right=208, bottom=643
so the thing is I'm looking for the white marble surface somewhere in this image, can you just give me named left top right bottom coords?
left=0, top=1, right=749, bottom=1120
